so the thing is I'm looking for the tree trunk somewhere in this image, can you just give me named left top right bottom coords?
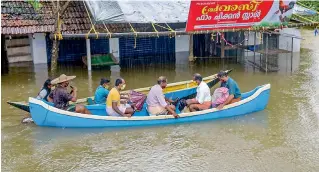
left=49, top=1, right=71, bottom=75
left=50, top=39, right=59, bottom=75
left=50, top=15, right=61, bottom=75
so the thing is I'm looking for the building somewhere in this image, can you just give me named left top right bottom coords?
left=1, top=0, right=302, bottom=72
left=1, top=0, right=190, bottom=68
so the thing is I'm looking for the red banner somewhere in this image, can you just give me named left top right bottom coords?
left=186, top=0, right=276, bottom=31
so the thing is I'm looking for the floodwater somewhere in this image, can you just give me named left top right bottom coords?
left=1, top=30, right=319, bottom=172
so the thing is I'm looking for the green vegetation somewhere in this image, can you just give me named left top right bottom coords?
left=296, top=1, right=319, bottom=22
left=298, top=0, right=319, bottom=12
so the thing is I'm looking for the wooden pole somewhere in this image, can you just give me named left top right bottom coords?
left=221, top=34, right=225, bottom=58
left=188, top=35, right=194, bottom=62
left=254, top=31, right=257, bottom=66
left=265, top=34, right=268, bottom=73
left=291, top=37, right=293, bottom=72
left=86, top=39, right=92, bottom=71
left=49, top=22, right=319, bottom=40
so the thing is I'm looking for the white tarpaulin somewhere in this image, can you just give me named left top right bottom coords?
left=85, top=0, right=191, bottom=23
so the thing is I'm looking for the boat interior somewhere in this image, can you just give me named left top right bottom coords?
left=42, top=85, right=263, bottom=117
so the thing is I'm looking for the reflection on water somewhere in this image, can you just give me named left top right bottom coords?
left=2, top=30, right=319, bottom=171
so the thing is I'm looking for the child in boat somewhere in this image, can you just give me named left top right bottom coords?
left=36, top=79, right=52, bottom=102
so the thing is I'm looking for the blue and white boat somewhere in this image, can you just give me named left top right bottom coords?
left=28, top=83, right=271, bottom=128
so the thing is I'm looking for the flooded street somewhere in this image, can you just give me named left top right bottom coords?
left=1, top=30, right=319, bottom=171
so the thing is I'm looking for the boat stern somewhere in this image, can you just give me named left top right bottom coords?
left=28, top=97, right=50, bottom=126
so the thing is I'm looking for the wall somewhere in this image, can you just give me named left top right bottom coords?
left=5, top=35, right=32, bottom=63
left=279, top=28, right=301, bottom=52
left=30, top=33, right=48, bottom=64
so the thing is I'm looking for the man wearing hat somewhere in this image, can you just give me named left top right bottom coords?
left=217, top=71, right=241, bottom=110
left=48, top=74, right=91, bottom=114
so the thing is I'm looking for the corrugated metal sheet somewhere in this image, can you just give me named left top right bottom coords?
left=85, top=0, right=190, bottom=23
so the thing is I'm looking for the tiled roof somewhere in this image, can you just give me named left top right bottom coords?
left=1, top=0, right=89, bottom=34
left=1, top=0, right=185, bottom=35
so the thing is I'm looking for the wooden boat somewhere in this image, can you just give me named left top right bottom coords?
left=28, top=84, right=270, bottom=128
left=82, top=53, right=119, bottom=67
left=8, top=70, right=232, bottom=113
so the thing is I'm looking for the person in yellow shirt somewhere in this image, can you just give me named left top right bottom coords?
left=106, top=78, right=134, bottom=117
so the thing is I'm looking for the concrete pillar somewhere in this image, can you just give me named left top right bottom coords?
left=110, top=65, right=121, bottom=85
left=175, top=35, right=190, bottom=65
left=88, top=70, right=93, bottom=93
left=86, top=39, right=91, bottom=71
left=175, top=35, right=190, bottom=53
left=30, top=33, right=47, bottom=64
left=109, top=38, right=120, bottom=63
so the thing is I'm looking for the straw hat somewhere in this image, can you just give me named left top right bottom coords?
left=51, top=74, right=76, bottom=85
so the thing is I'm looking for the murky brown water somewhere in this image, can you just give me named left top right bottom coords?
left=2, top=30, right=319, bottom=172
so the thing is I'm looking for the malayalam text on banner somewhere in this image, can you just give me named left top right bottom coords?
left=186, top=0, right=297, bottom=31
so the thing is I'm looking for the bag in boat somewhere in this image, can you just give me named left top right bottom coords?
left=129, top=90, right=147, bottom=111
left=211, top=87, right=229, bottom=108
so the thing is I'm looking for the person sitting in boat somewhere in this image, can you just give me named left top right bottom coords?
left=94, top=78, right=110, bottom=104
left=216, top=71, right=241, bottom=110
left=48, top=74, right=91, bottom=114
left=36, top=79, right=52, bottom=102
left=146, top=76, right=179, bottom=118
left=106, top=78, right=134, bottom=117
left=186, top=73, right=212, bottom=112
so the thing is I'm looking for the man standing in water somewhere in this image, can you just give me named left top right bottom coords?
left=217, top=71, right=241, bottom=110
left=106, top=78, right=134, bottom=117
left=48, top=74, right=91, bottom=114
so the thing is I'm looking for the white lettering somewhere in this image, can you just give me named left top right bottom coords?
left=214, top=12, right=241, bottom=20
left=196, top=15, right=212, bottom=21
left=242, top=10, right=261, bottom=20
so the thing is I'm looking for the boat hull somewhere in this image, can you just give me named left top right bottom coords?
left=29, top=84, right=271, bottom=128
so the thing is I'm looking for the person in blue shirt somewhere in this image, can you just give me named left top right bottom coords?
left=216, top=71, right=241, bottom=110
left=94, top=78, right=110, bottom=104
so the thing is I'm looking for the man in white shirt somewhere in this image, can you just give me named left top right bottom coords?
left=186, top=73, right=212, bottom=112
